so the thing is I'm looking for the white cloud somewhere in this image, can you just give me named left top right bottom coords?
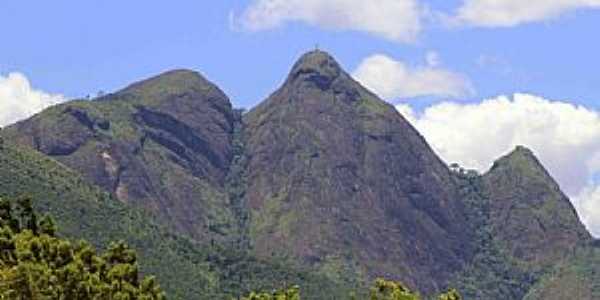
left=234, top=0, right=422, bottom=43
left=0, top=73, right=65, bottom=127
left=573, top=185, right=600, bottom=236
left=352, top=53, right=474, bottom=99
left=396, top=94, right=600, bottom=236
left=455, top=0, right=600, bottom=27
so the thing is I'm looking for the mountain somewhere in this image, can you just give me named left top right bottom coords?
left=243, top=50, right=474, bottom=293
left=452, top=146, right=592, bottom=299
left=484, top=146, right=590, bottom=267
left=0, top=137, right=348, bottom=300
left=0, top=137, right=218, bottom=298
left=1, top=50, right=596, bottom=299
left=524, top=244, right=600, bottom=300
left=3, top=70, right=238, bottom=242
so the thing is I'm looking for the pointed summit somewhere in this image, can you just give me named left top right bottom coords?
left=505, top=145, right=537, bottom=160
left=494, top=145, right=539, bottom=165
left=483, top=145, right=591, bottom=268
left=489, top=145, right=553, bottom=185
left=244, top=50, right=474, bottom=293
left=510, top=145, right=535, bottom=156
left=284, top=50, right=347, bottom=91
left=289, top=50, right=342, bottom=77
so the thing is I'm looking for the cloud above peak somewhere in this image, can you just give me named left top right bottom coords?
left=396, top=94, right=600, bottom=236
left=454, top=0, right=600, bottom=27
left=234, top=0, right=600, bottom=38
left=352, top=53, right=474, bottom=100
left=234, top=0, right=422, bottom=43
left=0, top=73, right=65, bottom=127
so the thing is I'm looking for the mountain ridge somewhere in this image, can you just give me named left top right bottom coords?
left=484, top=145, right=590, bottom=267
left=1, top=50, right=595, bottom=299
left=3, top=68, right=239, bottom=243
left=244, top=49, right=475, bottom=293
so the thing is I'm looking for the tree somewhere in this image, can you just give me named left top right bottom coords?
left=369, top=279, right=420, bottom=300
left=16, top=196, right=37, bottom=234
left=241, top=285, right=300, bottom=300
left=0, top=197, right=167, bottom=300
left=241, top=279, right=461, bottom=300
left=438, top=289, right=461, bottom=300
left=0, top=197, right=19, bottom=232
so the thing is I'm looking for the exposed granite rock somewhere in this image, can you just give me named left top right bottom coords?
left=2, top=51, right=595, bottom=299
left=243, top=50, right=474, bottom=293
left=4, top=69, right=237, bottom=242
left=484, top=146, right=591, bottom=267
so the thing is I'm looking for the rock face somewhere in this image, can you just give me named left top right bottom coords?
left=451, top=146, right=592, bottom=300
left=484, top=146, right=591, bottom=267
left=4, top=70, right=238, bottom=242
left=3, top=50, right=596, bottom=299
left=243, top=50, right=474, bottom=292
left=523, top=245, right=600, bottom=300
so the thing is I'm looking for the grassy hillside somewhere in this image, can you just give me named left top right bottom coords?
left=450, top=170, right=539, bottom=299
left=450, top=147, right=592, bottom=300
left=3, top=70, right=239, bottom=243
left=0, top=139, right=347, bottom=299
left=524, top=245, right=600, bottom=300
left=2, top=51, right=595, bottom=299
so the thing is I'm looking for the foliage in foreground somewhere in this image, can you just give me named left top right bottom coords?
left=240, top=279, right=461, bottom=300
left=0, top=140, right=349, bottom=299
left=0, top=196, right=165, bottom=300
left=0, top=195, right=463, bottom=300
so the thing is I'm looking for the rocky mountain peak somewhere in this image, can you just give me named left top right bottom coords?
left=110, top=69, right=228, bottom=106
left=244, top=50, right=474, bottom=294
left=483, top=145, right=591, bottom=269
left=120, top=69, right=207, bottom=92
left=3, top=50, right=596, bottom=299
left=285, top=50, right=344, bottom=90
left=489, top=145, right=556, bottom=186
left=504, top=145, right=537, bottom=162
left=3, top=68, right=237, bottom=242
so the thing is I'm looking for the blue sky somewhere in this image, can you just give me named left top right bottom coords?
left=3, top=0, right=600, bottom=235
left=1, top=0, right=599, bottom=109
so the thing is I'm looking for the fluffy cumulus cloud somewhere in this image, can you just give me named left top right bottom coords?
left=0, top=73, right=65, bottom=127
left=455, top=0, right=600, bottom=27
left=234, top=0, right=422, bottom=43
left=396, top=94, right=600, bottom=236
left=352, top=53, right=474, bottom=99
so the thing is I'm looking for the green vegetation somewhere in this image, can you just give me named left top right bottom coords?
left=0, top=138, right=218, bottom=299
left=450, top=166, right=538, bottom=299
left=239, top=279, right=462, bottom=300
left=0, top=196, right=166, bottom=299
left=524, top=245, right=600, bottom=300
left=0, top=137, right=468, bottom=300
left=2, top=52, right=596, bottom=300
left=241, top=286, right=300, bottom=300
left=0, top=140, right=350, bottom=299
left=0, top=181, right=466, bottom=300
left=369, top=279, right=422, bottom=300
left=2, top=69, right=241, bottom=244
left=368, top=279, right=461, bottom=300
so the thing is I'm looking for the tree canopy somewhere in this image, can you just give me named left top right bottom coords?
left=0, top=196, right=166, bottom=300
left=0, top=195, right=462, bottom=300
left=239, top=279, right=461, bottom=300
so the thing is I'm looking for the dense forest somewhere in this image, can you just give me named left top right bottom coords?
left=0, top=196, right=462, bottom=299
